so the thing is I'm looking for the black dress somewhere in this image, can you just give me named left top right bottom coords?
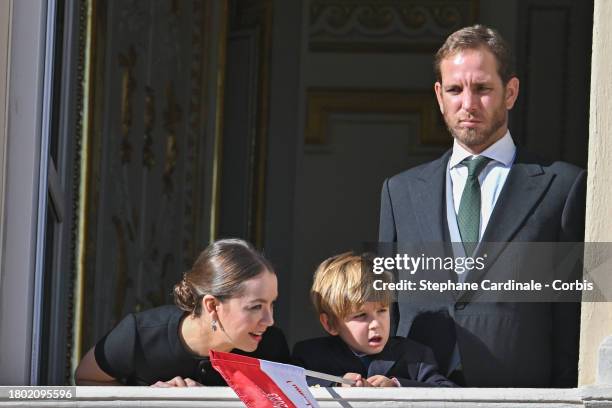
left=94, top=305, right=290, bottom=385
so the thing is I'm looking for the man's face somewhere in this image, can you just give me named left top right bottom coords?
left=434, top=47, right=519, bottom=153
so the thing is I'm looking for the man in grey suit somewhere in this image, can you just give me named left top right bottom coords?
left=379, top=25, right=585, bottom=387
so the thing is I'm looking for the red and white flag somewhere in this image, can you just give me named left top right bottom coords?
left=210, top=350, right=319, bottom=408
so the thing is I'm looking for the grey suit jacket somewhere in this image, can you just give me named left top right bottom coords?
left=379, top=148, right=586, bottom=387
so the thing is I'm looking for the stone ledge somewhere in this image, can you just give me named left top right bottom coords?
left=1, top=386, right=612, bottom=407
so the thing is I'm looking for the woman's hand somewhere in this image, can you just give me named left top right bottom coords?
left=366, top=375, right=399, bottom=387
left=151, top=376, right=203, bottom=387
left=341, top=372, right=371, bottom=387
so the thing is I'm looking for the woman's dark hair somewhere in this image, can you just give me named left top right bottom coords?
left=173, top=238, right=275, bottom=316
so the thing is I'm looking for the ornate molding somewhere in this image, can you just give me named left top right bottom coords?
left=309, top=0, right=479, bottom=52
left=118, top=46, right=137, bottom=163
left=305, top=88, right=449, bottom=146
left=74, top=0, right=219, bottom=361
left=68, top=0, right=91, bottom=384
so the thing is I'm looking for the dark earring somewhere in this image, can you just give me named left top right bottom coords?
left=211, top=319, right=218, bottom=332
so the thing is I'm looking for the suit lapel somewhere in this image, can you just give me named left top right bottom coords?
left=480, top=152, right=552, bottom=244
left=463, top=150, right=554, bottom=289
left=410, top=150, right=452, bottom=243
left=367, top=341, right=397, bottom=378
left=332, top=337, right=397, bottom=378
left=368, top=359, right=395, bottom=378
left=331, top=337, right=368, bottom=375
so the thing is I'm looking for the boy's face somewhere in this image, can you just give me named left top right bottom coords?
left=328, top=302, right=390, bottom=355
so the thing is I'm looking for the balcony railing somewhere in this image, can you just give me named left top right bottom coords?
left=2, top=385, right=612, bottom=407
left=3, top=336, right=612, bottom=407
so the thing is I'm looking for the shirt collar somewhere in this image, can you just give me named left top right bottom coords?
left=449, top=130, right=516, bottom=169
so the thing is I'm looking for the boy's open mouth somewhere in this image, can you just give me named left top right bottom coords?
left=368, top=335, right=383, bottom=345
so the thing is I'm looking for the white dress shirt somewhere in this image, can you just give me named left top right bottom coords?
left=448, top=131, right=516, bottom=241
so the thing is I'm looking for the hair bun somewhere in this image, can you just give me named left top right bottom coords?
left=173, top=276, right=197, bottom=313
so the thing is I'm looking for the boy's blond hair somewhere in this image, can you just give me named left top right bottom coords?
left=311, top=252, right=393, bottom=328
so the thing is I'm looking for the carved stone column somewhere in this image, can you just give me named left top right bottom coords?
left=579, top=0, right=612, bottom=386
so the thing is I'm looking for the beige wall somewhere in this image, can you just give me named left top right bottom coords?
left=579, top=0, right=612, bottom=387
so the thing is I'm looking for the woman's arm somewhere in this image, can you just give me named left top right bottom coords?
left=75, top=347, right=121, bottom=386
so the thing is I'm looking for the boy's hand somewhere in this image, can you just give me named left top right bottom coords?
left=341, top=372, right=371, bottom=387
left=366, top=375, right=399, bottom=387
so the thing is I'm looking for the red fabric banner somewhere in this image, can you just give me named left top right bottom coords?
left=210, top=350, right=319, bottom=408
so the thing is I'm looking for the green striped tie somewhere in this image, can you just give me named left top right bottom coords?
left=457, top=156, right=491, bottom=255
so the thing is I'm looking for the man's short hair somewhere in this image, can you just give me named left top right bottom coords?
left=434, top=24, right=516, bottom=84
left=310, top=252, right=393, bottom=328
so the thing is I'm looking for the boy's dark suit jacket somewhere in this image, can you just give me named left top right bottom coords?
left=292, top=335, right=455, bottom=387
left=379, top=148, right=586, bottom=387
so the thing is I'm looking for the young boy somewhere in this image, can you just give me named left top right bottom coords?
left=292, top=252, right=454, bottom=387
